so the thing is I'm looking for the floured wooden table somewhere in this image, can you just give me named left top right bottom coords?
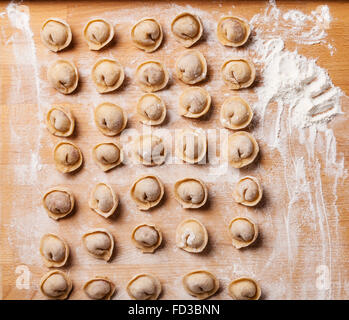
left=0, top=0, right=349, bottom=300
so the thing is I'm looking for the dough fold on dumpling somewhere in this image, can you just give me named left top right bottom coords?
left=178, top=87, right=211, bottom=118
left=220, top=96, right=253, bottom=130
left=183, top=270, right=219, bottom=299
left=228, top=217, right=258, bottom=249
left=136, top=61, right=169, bottom=92
left=41, top=18, right=72, bottom=52
left=94, top=102, right=127, bottom=136
left=92, top=142, right=123, bottom=171
left=126, top=274, right=162, bottom=300
left=53, top=141, right=83, bottom=173
left=40, top=270, right=73, bottom=300
left=46, top=106, right=75, bottom=137
left=217, top=16, right=251, bottom=47
left=39, top=234, right=69, bottom=267
left=131, top=18, right=163, bottom=53
left=133, top=135, right=166, bottom=166
left=83, top=18, right=114, bottom=50
left=89, top=183, right=119, bottom=218
left=176, top=218, right=208, bottom=253
left=137, top=93, right=166, bottom=125
left=228, top=277, right=261, bottom=300
left=176, top=129, right=207, bottom=164
left=175, top=50, right=207, bottom=84
left=43, top=187, right=75, bottom=220
left=171, top=13, right=203, bottom=47
left=83, top=277, right=116, bottom=300
left=221, top=58, right=255, bottom=90
left=174, top=178, right=208, bottom=209
left=233, top=176, right=262, bottom=206
left=47, top=60, right=79, bottom=94
left=131, top=223, right=162, bottom=253
left=82, top=228, right=114, bottom=261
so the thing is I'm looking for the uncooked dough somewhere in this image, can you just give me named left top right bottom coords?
left=183, top=270, right=219, bottom=299
left=171, top=13, right=203, bottom=47
left=39, top=234, right=69, bottom=268
left=82, top=228, right=114, bottom=261
left=131, top=223, right=162, bottom=253
left=176, top=218, right=208, bottom=253
left=83, top=277, right=115, bottom=300
left=228, top=277, right=261, bottom=300
left=220, top=96, right=253, bottom=130
left=176, top=129, right=207, bottom=164
left=94, top=102, right=127, bottom=136
left=83, top=18, right=114, bottom=50
left=136, top=61, right=169, bottom=92
left=40, top=18, right=72, bottom=52
left=53, top=141, right=83, bottom=173
left=89, top=183, right=118, bottom=218
left=228, top=217, right=258, bottom=249
left=43, top=187, right=75, bottom=220
left=92, top=142, right=123, bottom=171
left=130, top=175, right=164, bottom=210
left=126, top=274, right=161, bottom=300
left=40, top=270, right=72, bottom=300
left=175, top=50, right=207, bottom=84
left=221, top=58, right=256, bottom=90
left=227, top=131, right=259, bottom=168
left=174, top=178, right=208, bottom=209
left=133, top=134, right=166, bottom=166
left=136, top=93, right=166, bottom=125
left=131, top=18, right=163, bottom=52
left=91, top=58, right=124, bottom=93
left=217, top=16, right=251, bottom=47
left=46, top=106, right=75, bottom=137
left=47, top=59, right=78, bottom=94
left=233, top=176, right=262, bottom=206
left=178, top=87, right=211, bottom=118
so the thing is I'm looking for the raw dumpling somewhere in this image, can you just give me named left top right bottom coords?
left=94, top=102, right=127, bottom=136
left=131, top=223, right=162, bottom=253
left=176, top=129, right=207, bottom=164
left=83, top=18, right=114, bottom=50
left=46, top=106, right=75, bottom=137
left=220, top=96, right=253, bottom=130
left=126, top=274, right=161, bottom=300
left=91, top=58, right=124, bottom=93
left=183, top=270, right=219, bottom=299
left=227, top=131, right=259, bottom=168
left=131, top=18, right=163, bottom=53
left=175, top=50, right=207, bottom=84
left=43, top=187, right=75, bottom=220
left=228, top=277, right=261, bottom=300
left=228, top=217, right=258, bottom=249
left=83, top=277, right=115, bottom=300
left=82, top=228, right=114, bottom=261
left=233, top=176, right=262, bottom=206
left=133, top=134, right=166, bottom=166
left=217, top=16, right=251, bottom=47
left=47, top=60, right=78, bottom=94
left=39, top=234, right=69, bottom=267
left=130, top=175, right=164, bottom=210
left=176, top=218, right=208, bottom=253
left=92, top=142, right=123, bottom=171
left=137, top=93, right=166, bottom=125
left=174, top=178, right=208, bottom=209
left=178, top=87, right=211, bottom=118
left=221, top=58, right=255, bottom=90
left=136, top=61, right=169, bottom=92
left=53, top=141, right=83, bottom=173
left=89, top=183, right=118, bottom=218
left=40, top=270, right=72, bottom=300
left=171, top=13, right=203, bottom=47
left=40, top=18, right=72, bottom=52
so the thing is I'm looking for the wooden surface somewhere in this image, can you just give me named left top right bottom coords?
left=0, top=0, right=349, bottom=300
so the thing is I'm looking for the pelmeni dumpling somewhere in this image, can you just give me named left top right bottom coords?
left=41, top=18, right=72, bottom=52
left=131, top=18, right=163, bottom=53
left=82, top=228, right=114, bottom=261
left=133, top=135, right=166, bottom=166
left=83, top=277, right=116, bottom=300
left=40, top=270, right=73, bottom=300
left=220, top=96, right=253, bottom=130
left=233, top=176, right=262, bottom=206
left=126, top=274, right=162, bottom=300
left=221, top=58, right=255, bottom=90
left=46, top=106, right=75, bottom=137
left=228, top=277, right=261, bottom=300
left=175, top=50, right=207, bottom=85
left=91, top=58, right=124, bottom=93
left=176, top=129, right=207, bottom=164
left=178, top=87, right=211, bottom=118
left=89, top=183, right=118, bottom=218
left=131, top=223, right=162, bottom=253
left=39, top=234, right=69, bottom=268
left=217, top=16, right=251, bottom=47
left=43, top=187, right=75, bottom=220
left=47, top=60, right=79, bottom=94
left=83, top=18, right=114, bottom=50
left=176, top=218, right=208, bottom=253
left=137, top=93, right=166, bottom=125
left=227, top=131, right=259, bottom=168
left=136, top=61, right=169, bottom=92
left=183, top=270, right=219, bottom=299
left=174, top=178, right=208, bottom=209
left=171, top=13, right=203, bottom=47
left=92, top=142, right=123, bottom=171
left=94, top=102, right=127, bottom=136
left=53, top=141, right=83, bottom=173
left=228, top=217, right=258, bottom=249
left=130, top=175, right=164, bottom=211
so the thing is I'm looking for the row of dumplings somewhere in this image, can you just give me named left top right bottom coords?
left=43, top=175, right=262, bottom=221
left=40, top=269, right=261, bottom=300
left=41, top=14, right=251, bottom=53
left=47, top=55, right=256, bottom=95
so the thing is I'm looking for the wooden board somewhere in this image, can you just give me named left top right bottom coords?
left=0, top=0, right=349, bottom=300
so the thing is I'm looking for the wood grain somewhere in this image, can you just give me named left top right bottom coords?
left=0, top=0, right=349, bottom=300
